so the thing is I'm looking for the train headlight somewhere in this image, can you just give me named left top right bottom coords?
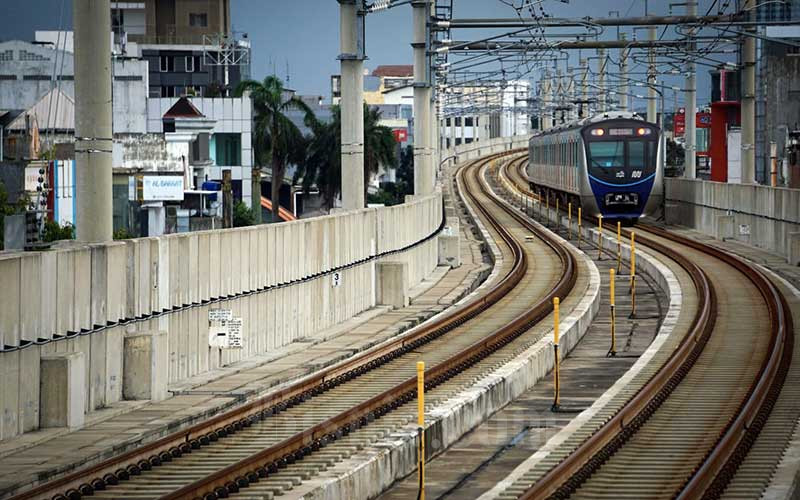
left=591, top=128, right=605, bottom=136
left=637, top=127, right=651, bottom=136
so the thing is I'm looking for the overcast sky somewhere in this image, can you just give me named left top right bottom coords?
left=2, top=0, right=731, bottom=107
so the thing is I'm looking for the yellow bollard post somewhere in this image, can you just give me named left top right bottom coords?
left=417, top=361, right=425, bottom=500
left=597, top=215, right=603, bottom=260
left=577, top=207, right=582, bottom=249
left=629, top=232, right=637, bottom=318
left=552, top=297, right=560, bottom=411
left=617, top=221, right=622, bottom=272
left=555, top=198, right=559, bottom=229
left=568, top=202, right=572, bottom=239
left=609, top=268, right=617, bottom=357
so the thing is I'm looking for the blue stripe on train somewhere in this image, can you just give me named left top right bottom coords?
left=588, top=175, right=655, bottom=219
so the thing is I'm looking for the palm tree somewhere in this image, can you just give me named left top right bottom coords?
left=363, top=105, right=398, bottom=200
left=296, top=104, right=398, bottom=209
left=234, top=76, right=313, bottom=223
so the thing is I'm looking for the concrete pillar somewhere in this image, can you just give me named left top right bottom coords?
left=598, top=49, right=607, bottom=113
left=788, top=233, right=800, bottom=266
left=413, top=0, right=434, bottom=196
left=646, top=26, right=658, bottom=124
left=123, top=331, right=168, bottom=401
left=40, top=352, right=85, bottom=429
left=619, top=33, right=629, bottom=111
left=542, top=73, right=552, bottom=130
left=339, top=0, right=366, bottom=209
left=251, top=168, right=262, bottom=224
left=74, top=0, right=112, bottom=243
left=222, top=169, right=233, bottom=227
left=377, top=261, right=409, bottom=309
left=741, top=0, right=756, bottom=184
left=685, top=0, right=697, bottom=179
left=716, top=215, right=735, bottom=240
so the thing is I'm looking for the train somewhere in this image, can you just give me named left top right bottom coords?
left=527, top=111, right=663, bottom=222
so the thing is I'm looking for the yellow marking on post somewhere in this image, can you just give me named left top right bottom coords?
left=553, top=297, right=560, bottom=410
left=610, top=268, right=617, bottom=356
left=597, top=215, right=603, bottom=260
left=568, top=202, right=572, bottom=239
left=417, top=361, right=425, bottom=500
left=578, top=207, right=582, bottom=248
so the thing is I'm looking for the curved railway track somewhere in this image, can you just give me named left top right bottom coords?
left=13, top=152, right=581, bottom=500
left=498, top=157, right=794, bottom=499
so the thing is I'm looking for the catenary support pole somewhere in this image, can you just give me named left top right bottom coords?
left=742, top=0, right=756, bottom=183
left=413, top=0, right=434, bottom=195
left=580, top=58, right=589, bottom=117
left=685, top=0, right=697, bottom=179
left=598, top=49, right=607, bottom=113
left=74, top=0, right=113, bottom=242
left=619, top=33, right=629, bottom=111
left=339, top=0, right=366, bottom=210
left=647, top=26, right=658, bottom=124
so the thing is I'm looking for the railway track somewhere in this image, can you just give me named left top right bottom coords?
left=496, top=157, right=794, bottom=499
left=13, top=151, right=582, bottom=500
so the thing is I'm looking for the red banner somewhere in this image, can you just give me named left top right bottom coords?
left=393, top=128, right=408, bottom=143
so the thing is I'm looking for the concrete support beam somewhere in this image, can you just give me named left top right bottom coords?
left=741, top=0, right=756, bottom=184
left=123, top=331, right=168, bottom=401
left=339, top=0, right=366, bottom=210
left=74, top=0, right=112, bottom=242
left=685, top=0, right=697, bottom=179
left=40, top=352, right=85, bottom=429
left=413, top=0, right=434, bottom=196
left=647, top=26, right=657, bottom=124
left=377, top=261, right=409, bottom=309
left=598, top=49, right=607, bottom=113
left=619, top=33, right=628, bottom=111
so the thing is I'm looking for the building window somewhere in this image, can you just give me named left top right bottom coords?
left=189, top=13, right=208, bottom=27
left=161, top=85, right=175, bottom=97
left=185, top=56, right=194, bottom=72
left=159, top=55, right=174, bottom=72
left=57, top=75, right=74, bottom=80
left=0, top=50, right=13, bottom=61
left=465, top=117, right=474, bottom=127
left=215, top=133, right=241, bottom=166
left=0, top=75, right=17, bottom=80
left=19, top=50, right=49, bottom=62
left=194, top=55, right=202, bottom=72
left=23, top=75, right=51, bottom=81
left=114, top=75, right=142, bottom=81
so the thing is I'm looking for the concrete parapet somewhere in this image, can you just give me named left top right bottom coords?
left=40, top=352, right=85, bottom=429
left=123, top=331, right=168, bottom=401
left=377, top=261, right=409, bottom=309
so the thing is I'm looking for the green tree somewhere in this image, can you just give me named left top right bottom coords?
left=296, top=104, right=399, bottom=210
left=234, top=76, right=313, bottom=222
left=233, top=200, right=255, bottom=227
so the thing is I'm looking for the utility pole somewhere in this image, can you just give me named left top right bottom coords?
left=598, top=48, right=607, bottom=113
left=542, top=72, right=552, bottom=130
left=339, top=0, right=366, bottom=210
left=580, top=58, right=589, bottom=118
left=567, top=69, right=576, bottom=121
left=647, top=26, right=658, bottom=124
left=413, top=0, right=434, bottom=196
left=742, top=0, right=756, bottom=183
left=74, top=0, right=113, bottom=242
left=685, top=1, right=697, bottom=179
left=619, top=33, right=629, bottom=111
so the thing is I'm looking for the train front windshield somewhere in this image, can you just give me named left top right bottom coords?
left=583, top=123, right=659, bottom=185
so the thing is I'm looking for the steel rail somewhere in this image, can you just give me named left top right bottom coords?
left=13, top=150, right=573, bottom=500
left=503, top=157, right=793, bottom=499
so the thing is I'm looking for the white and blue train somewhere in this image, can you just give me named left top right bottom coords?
left=527, top=112, right=663, bottom=222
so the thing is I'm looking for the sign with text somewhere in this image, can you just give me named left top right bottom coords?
left=393, top=128, right=408, bottom=143
left=142, top=176, right=184, bottom=201
left=331, top=271, right=342, bottom=288
left=209, top=309, right=233, bottom=322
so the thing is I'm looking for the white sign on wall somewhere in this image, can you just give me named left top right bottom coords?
left=208, top=309, right=242, bottom=349
left=331, top=271, right=342, bottom=288
left=142, top=176, right=185, bottom=201
left=209, top=309, right=233, bottom=322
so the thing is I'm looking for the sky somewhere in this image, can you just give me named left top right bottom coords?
left=1, top=0, right=731, bottom=107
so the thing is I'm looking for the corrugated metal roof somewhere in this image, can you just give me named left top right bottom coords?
left=6, top=88, right=75, bottom=131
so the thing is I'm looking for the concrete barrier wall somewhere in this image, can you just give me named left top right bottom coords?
left=443, top=135, right=531, bottom=169
left=0, top=193, right=442, bottom=441
left=665, top=178, right=800, bottom=260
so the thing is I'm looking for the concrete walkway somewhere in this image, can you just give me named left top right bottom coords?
left=0, top=219, right=491, bottom=498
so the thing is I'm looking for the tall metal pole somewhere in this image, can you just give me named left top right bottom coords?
left=742, top=0, right=756, bottom=183
left=580, top=58, right=589, bottom=118
left=567, top=70, right=576, bottom=121
left=619, top=33, right=629, bottom=112
left=598, top=49, right=607, bottom=113
left=339, top=0, right=365, bottom=209
left=413, top=0, right=434, bottom=196
left=685, top=1, right=697, bottom=178
left=74, top=0, right=113, bottom=242
left=542, top=72, right=552, bottom=130
left=647, top=26, right=658, bottom=124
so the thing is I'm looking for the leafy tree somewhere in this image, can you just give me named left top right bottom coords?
left=396, top=145, right=415, bottom=197
left=42, top=220, right=74, bottom=242
left=233, top=200, right=255, bottom=227
left=296, top=104, right=399, bottom=210
left=234, top=76, right=314, bottom=222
